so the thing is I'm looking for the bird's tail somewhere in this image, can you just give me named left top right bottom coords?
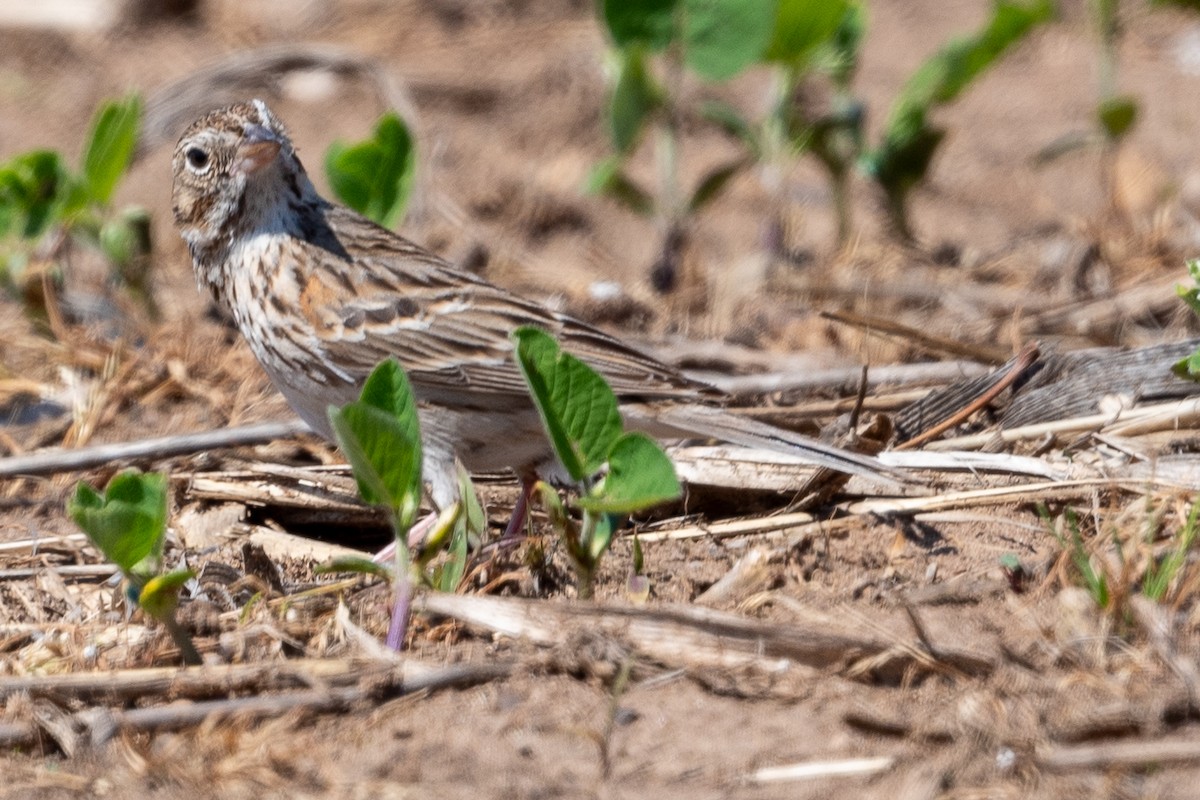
left=625, top=403, right=903, bottom=485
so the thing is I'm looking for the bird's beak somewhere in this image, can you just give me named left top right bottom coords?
left=235, top=124, right=282, bottom=176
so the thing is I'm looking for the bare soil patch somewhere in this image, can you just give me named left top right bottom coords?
left=6, top=1, right=1200, bottom=797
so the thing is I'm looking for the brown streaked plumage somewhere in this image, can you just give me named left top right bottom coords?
left=172, top=100, right=897, bottom=510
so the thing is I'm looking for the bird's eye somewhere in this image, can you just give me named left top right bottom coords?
left=185, top=146, right=210, bottom=172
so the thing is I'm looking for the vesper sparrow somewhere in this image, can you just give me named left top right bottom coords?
left=172, top=100, right=896, bottom=519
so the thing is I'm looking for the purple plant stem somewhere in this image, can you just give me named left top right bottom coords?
left=385, top=572, right=412, bottom=651
left=499, top=477, right=536, bottom=542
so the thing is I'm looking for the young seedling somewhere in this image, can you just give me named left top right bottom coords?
left=1173, top=259, right=1200, bottom=381
left=705, top=0, right=866, bottom=248
left=0, top=94, right=154, bottom=316
left=326, top=357, right=432, bottom=650
left=861, top=0, right=1052, bottom=242
left=1039, top=497, right=1200, bottom=624
left=66, top=469, right=200, bottom=665
left=590, top=0, right=773, bottom=291
left=324, top=111, right=417, bottom=230
left=512, top=326, right=681, bottom=598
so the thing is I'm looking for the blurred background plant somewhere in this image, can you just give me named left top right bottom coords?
left=0, top=94, right=154, bottom=323
left=589, top=0, right=1054, bottom=282
left=324, top=110, right=417, bottom=230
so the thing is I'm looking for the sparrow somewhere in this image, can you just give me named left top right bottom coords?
left=172, top=100, right=897, bottom=526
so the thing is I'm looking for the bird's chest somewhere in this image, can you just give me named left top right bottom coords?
left=221, top=234, right=306, bottom=357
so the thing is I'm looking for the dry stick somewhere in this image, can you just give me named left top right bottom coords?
left=418, top=592, right=995, bottom=679
left=895, top=342, right=1040, bottom=451
left=820, top=308, right=1011, bottom=365
left=708, top=360, right=990, bottom=398
left=0, top=421, right=308, bottom=478
left=0, top=565, right=116, bottom=581
left=746, top=756, right=896, bottom=784
left=927, top=396, right=1200, bottom=451
left=0, top=660, right=510, bottom=750
left=0, top=658, right=378, bottom=703
left=1037, top=738, right=1200, bottom=771
left=732, top=388, right=929, bottom=419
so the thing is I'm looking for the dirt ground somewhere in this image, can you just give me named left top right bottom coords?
left=8, top=0, right=1200, bottom=797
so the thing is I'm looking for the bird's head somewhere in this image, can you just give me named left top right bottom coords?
left=172, top=99, right=312, bottom=275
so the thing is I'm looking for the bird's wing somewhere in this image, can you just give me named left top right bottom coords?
left=301, top=207, right=707, bottom=407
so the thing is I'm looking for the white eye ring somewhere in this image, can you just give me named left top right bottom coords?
left=184, top=146, right=211, bottom=174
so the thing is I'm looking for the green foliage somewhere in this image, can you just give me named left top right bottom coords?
left=329, top=358, right=423, bottom=531
left=68, top=470, right=168, bottom=580
left=0, top=93, right=151, bottom=311
left=680, top=0, right=776, bottom=81
left=1174, top=260, right=1200, bottom=380
left=81, top=95, right=141, bottom=207
left=324, top=112, right=416, bottom=230
left=67, top=469, right=199, bottom=664
left=602, top=0, right=677, bottom=51
left=601, top=0, right=774, bottom=79
left=586, top=157, right=655, bottom=216
left=1040, top=498, right=1200, bottom=623
left=326, top=358, right=487, bottom=646
left=1142, top=501, right=1200, bottom=602
left=592, top=0, right=775, bottom=272
left=763, top=0, right=849, bottom=68
left=576, top=433, right=680, bottom=514
left=1097, top=95, right=1138, bottom=140
left=1043, top=505, right=1110, bottom=609
left=863, top=0, right=1052, bottom=241
left=0, top=150, right=70, bottom=242
left=513, top=327, right=623, bottom=482
left=512, top=327, right=681, bottom=598
left=610, top=48, right=661, bottom=155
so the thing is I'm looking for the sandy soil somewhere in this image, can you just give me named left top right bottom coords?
left=6, top=1, right=1200, bottom=797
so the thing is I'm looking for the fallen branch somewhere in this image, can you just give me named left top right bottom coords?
left=0, top=658, right=510, bottom=750
left=1037, top=737, right=1200, bottom=771
left=417, top=592, right=996, bottom=681
left=0, top=421, right=308, bottom=478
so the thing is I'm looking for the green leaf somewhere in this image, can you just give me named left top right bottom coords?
left=324, top=112, right=417, bottom=229
left=511, top=327, right=623, bottom=483
left=587, top=513, right=616, bottom=562
left=764, top=0, right=849, bottom=68
left=328, top=359, right=423, bottom=528
left=865, top=0, right=1051, bottom=237
left=586, top=157, right=655, bottom=216
left=435, top=491, right=472, bottom=592
left=1176, top=260, right=1200, bottom=317
left=0, top=150, right=71, bottom=239
left=1174, top=259, right=1200, bottom=380
left=359, top=356, right=422, bottom=448
left=681, top=0, right=775, bottom=81
left=823, top=2, right=867, bottom=88
left=701, top=100, right=759, bottom=153
left=578, top=432, right=681, bottom=514
left=610, top=47, right=661, bottom=154
left=81, top=94, right=141, bottom=207
left=99, top=207, right=152, bottom=269
left=458, top=465, right=486, bottom=542
left=67, top=470, right=168, bottom=577
left=417, top=502, right=462, bottom=561
left=1097, top=95, right=1137, bottom=141
left=137, top=568, right=194, bottom=620
left=687, top=157, right=749, bottom=212
left=601, top=0, right=678, bottom=50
